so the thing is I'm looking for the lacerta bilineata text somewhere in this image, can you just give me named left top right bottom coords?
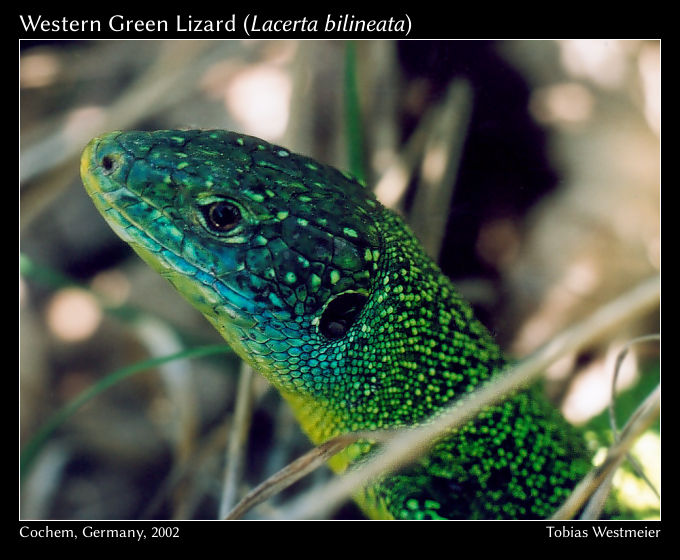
left=81, top=129, right=592, bottom=519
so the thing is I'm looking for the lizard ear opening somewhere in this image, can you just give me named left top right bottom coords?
left=318, top=292, right=368, bottom=340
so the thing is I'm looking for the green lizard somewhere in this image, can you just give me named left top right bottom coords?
left=80, top=129, right=592, bottom=520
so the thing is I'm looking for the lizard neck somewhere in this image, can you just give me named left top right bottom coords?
left=269, top=209, right=506, bottom=459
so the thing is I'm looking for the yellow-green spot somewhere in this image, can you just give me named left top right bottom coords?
left=236, top=137, right=244, bottom=146
left=285, top=272, right=297, bottom=284
left=344, top=227, right=358, bottom=238
left=246, top=192, right=265, bottom=202
left=309, top=274, right=322, bottom=290
left=222, top=235, right=248, bottom=244
left=297, top=218, right=309, bottom=227
left=177, top=162, right=189, bottom=170
left=277, top=211, right=289, bottom=220
left=299, top=195, right=312, bottom=203
left=330, top=270, right=340, bottom=285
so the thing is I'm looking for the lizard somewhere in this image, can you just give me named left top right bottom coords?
left=80, top=129, right=592, bottom=520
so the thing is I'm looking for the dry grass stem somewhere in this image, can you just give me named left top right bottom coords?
left=21, top=42, right=224, bottom=224
left=409, top=79, right=473, bottom=260
left=551, top=383, right=660, bottom=520
left=142, top=419, right=231, bottom=519
left=373, top=98, right=440, bottom=211
left=224, top=430, right=393, bottom=520
left=219, top=363, right=255, bottom=518
left=608, top=334, right=661, bottom=504
left=580, top=333, right=661, bottom=519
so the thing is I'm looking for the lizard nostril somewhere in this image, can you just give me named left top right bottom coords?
left=100, top=155, right=117, bottom=174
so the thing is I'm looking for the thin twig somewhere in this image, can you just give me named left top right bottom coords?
left=373, top=100, right=440, bottom=211
left=219, top=362, right=255, bottom=518
left=611, top=337, right=661, bottom=495
left=20, top=344, right=232, bottom=479
left=142, top=418, right=231, bottom=519
left=20, top=41, right=229, bottom=225
left=609, top=334, right=660, bottom=439
left=274, top=275, right=660, bottom=519
left=224, top=431, right=393, bottom=520
left=409, top=79, right=473, bottom=261
left=552, top=384, right=660, bottom=520
left=580, top=333, right=661, bottom=519
left=363, top=42, right=400, bottom=185
left=134, top=318, right=199, bottom=467
left=580, top=468, right=617, bottom=520
left=607, top=334, right=661, bottom=505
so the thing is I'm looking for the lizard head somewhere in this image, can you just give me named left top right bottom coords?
left=81, top=130, right=384, bottom=397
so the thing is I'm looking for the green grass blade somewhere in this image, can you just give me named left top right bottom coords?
left=20, top=344, right=232, bottom=479
left=20, top=252, right=142, bottom=323
left=344, top=41, right=365, bottom=183
left=20, top=253, right=231, bottom=349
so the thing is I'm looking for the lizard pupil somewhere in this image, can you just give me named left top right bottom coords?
left=319, top=292, right=368, bottom=339
left=204, top=201, right=241, bottom=232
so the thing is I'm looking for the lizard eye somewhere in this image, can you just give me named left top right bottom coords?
left=319, top=292, right=368, bottom=339
left=201, top=201, right=241, bottom=233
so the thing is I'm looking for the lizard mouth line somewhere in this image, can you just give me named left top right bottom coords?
left=80, top=138, right=256, bottom=328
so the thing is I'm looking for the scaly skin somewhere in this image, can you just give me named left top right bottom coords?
left=81, top=129, right=591, bottom=519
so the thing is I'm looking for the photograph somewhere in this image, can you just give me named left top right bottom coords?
left=19, top=34, right=660, bottom=530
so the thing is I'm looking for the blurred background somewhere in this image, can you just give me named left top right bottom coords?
left=19, top=40, right=660, bottom=520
